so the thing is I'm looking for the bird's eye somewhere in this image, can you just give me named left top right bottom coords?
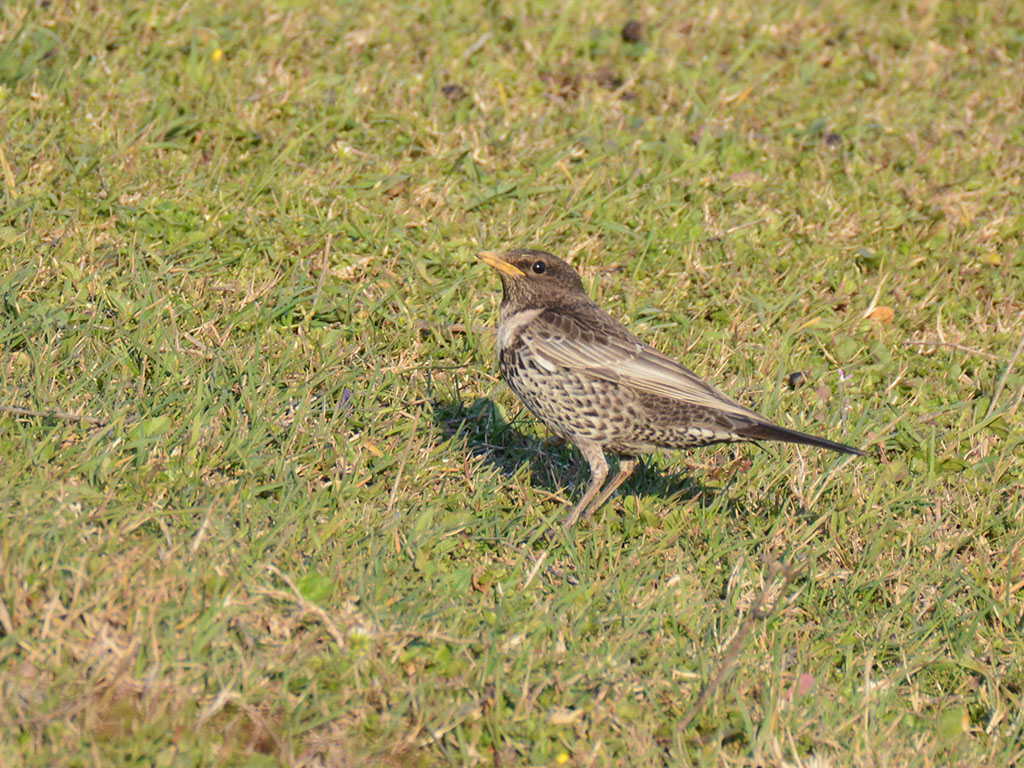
left=532, top=261, right=546, bottom=274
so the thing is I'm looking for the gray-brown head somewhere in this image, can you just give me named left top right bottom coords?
left=476, top=249, right=586, bottom=311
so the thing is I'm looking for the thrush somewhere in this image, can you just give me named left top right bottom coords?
left=477, top=248, right=865, bottom=529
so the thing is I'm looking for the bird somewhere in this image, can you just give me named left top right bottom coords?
left=476, top=248, right=865, bottom=530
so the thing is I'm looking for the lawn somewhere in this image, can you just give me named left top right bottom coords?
left=1, top=0, right=1022, bottom=765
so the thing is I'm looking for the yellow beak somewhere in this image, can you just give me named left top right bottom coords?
left=477, top=251, right=525, bottom=278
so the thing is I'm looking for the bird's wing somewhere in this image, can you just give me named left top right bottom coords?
left=522, top=307, right=760, bottom=420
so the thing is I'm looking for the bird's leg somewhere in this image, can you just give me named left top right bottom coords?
left=562, top=441, right=608, bottom=529
left=575, top=457, right=637, bottom=525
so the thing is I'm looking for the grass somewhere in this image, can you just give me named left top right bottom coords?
left=1, top=0, right=1022, bottom=765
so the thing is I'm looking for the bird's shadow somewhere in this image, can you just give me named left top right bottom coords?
left=431, top=394, right=743, bottom=520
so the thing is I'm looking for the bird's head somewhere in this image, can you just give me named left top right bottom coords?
left=476, top=249, right=586, bottom=309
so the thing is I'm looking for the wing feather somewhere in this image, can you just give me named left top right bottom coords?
left=522, top=308, right=760, bottom=419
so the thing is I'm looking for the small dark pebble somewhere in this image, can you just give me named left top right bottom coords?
left=824, top=132, right=842, bottom=147
left=622, top=20, right=644, bottom=43
left=441, top=84, right=466, bottom=101
left=787, top=371, right=808, bottom=390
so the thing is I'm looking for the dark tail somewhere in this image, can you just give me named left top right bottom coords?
left=737, top=419, right=865, bottom=456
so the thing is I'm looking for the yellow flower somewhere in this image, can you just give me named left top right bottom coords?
left=212, top=48, right=223, bottom=62
left=556, top=753, right=570, bottom=765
